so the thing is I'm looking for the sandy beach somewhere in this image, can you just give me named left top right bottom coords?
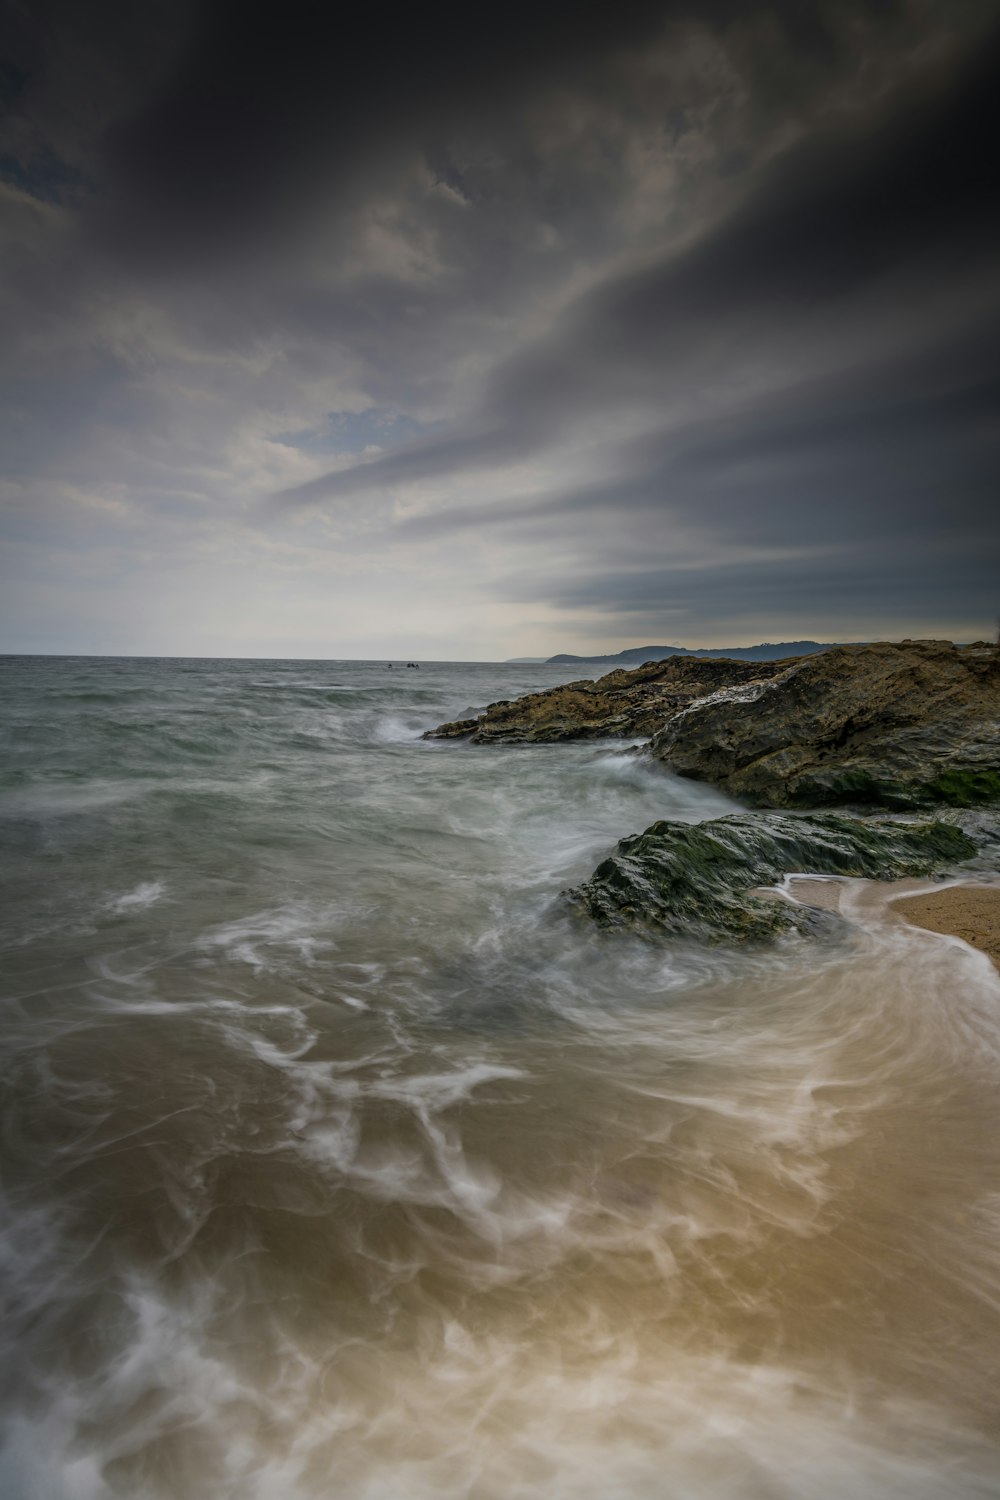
left=893, top=885, right=1000, bottom=968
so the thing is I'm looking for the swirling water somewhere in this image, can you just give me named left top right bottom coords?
left=2, top=655, right=1000, bottom=1499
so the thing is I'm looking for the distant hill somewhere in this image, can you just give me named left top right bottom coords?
left=546, top=642, right=832, bottom=665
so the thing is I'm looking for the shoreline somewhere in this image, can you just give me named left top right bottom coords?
left=773, top=875, right=1000, bottom=971
left=891, top=884, right=1000, bottom=969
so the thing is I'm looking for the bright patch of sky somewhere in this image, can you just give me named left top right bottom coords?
left=275, top=410, right=435, bottom=456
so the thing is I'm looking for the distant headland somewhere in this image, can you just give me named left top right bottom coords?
left=508, top=641, right=832, bottom=666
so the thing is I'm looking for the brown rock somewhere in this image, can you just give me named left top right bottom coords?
left=423, top=656, right=793, bottom=744
left=649, top=640, right=1000, bottom=809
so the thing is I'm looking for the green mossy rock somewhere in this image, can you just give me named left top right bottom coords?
left=566, top=812, right=978, bottom=944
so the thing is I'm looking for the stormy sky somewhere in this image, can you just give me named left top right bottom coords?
left=1, top=0, right=998, bottom=658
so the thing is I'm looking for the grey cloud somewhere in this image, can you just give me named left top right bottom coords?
left=392, top=311, right=1000, bottom=637
left=280, top=21, right=1000, bottom=509
left=92, top=0, right=916, bottom=260
left=95, top=0, right=675, bottom=264
left=496, top=544, right=1000, bottom=634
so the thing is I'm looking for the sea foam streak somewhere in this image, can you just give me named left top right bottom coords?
left=108, top=881, right=166, bottom=913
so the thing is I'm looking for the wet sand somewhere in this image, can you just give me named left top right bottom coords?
left=892, top=884, right=1000, bottom=968
left=764, top=876, right=1000, bottom=971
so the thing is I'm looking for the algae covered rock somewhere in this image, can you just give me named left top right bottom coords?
left=649, top=641, right=1000, bottom=810
left=566, top=811, right=977, bottom=944
left=424, top=656, right=791, bottom=744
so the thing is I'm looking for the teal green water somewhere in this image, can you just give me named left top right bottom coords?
left=2, top=656, right=1000, bottom=1499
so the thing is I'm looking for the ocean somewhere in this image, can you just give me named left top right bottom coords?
left=2, top=654, right=999, bottom=1499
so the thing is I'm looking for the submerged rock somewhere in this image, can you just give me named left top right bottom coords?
left=650, top=641, right=1000, bottom=810
left=566, top=811, right=978, bottom=944
left=424, top=656, right=791, bottom=744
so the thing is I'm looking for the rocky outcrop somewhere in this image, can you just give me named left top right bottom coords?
left=424, top=656, right=792, bottom=744
left=565, top=811, right=977, bottom=944
left=650, top=641, right=1000, bottom=810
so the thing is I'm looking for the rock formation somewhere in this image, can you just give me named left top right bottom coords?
left=565, top=811, right=977, bottom=944
left=650, top=640, right=1000, bottom=809
left=427, top=638, right=999, bottom=945
left=424, top=655, right=792, bottom=744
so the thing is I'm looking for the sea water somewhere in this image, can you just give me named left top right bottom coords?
left=1, top=655, right=999, bottom=1499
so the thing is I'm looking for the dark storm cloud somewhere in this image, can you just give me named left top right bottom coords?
left=496, top=548, right=1000, bottom=644
left=98, top=0, right=661, bottom=256
left=391, top=313, right=1000, bottom=632
left=262, top=9, right=1000, bottom=638
left=281, top=23, right=1000, bottom=508
left=94, top=0, right=895, bottom=261
left=395, top=319, right=1000, bottom=544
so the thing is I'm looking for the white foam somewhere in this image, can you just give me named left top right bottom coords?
left=7, top=1301, right=999, bottom=1500
left=370, top=712, right=425, bottom=744
left=106, top=880, right=166, bottom=913
left=197, top=902, right=347, bottom=973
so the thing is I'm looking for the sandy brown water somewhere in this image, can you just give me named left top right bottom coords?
left=2, top=657, right=1000, bottom=1499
